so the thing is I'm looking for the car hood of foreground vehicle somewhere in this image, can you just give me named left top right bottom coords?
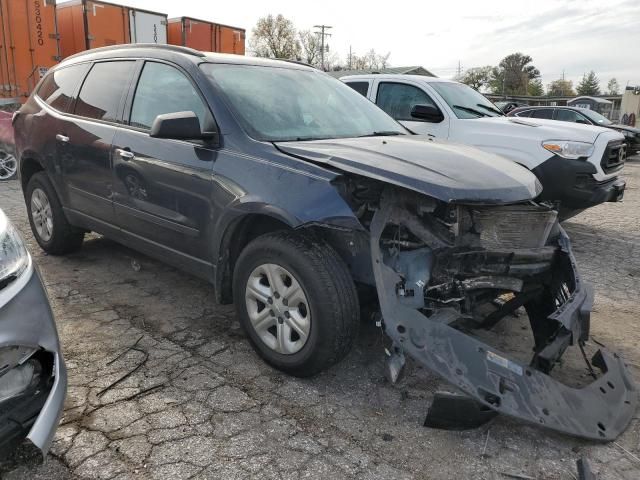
left=276, top=135, right=541, bottom=204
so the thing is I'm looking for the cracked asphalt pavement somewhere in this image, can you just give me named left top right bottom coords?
left=1, top=159, right=640, bottom=479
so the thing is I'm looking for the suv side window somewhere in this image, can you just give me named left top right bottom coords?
left=556, top=109, right=588, bottom=123
left=345, top=81, right=370, bottom=97
left=129, top=62, right=208, bottom=130
left=37, top=63, right=90, bottom=113
left=530, top=109, right=553, bottom=119
left=74, top=61, right=135, bottom=122
left=376, top=82, right=438, bottom=121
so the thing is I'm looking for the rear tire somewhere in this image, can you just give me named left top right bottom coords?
left=26, top=172, right=84, bottom=255
left=233, top=231, right=360, bottom=377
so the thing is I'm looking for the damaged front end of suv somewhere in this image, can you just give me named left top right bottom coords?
left=367, top=187, right=636, bottom=440
left=277, top=135, right=637, bottom=441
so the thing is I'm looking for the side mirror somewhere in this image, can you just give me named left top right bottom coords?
left=150, top=111, right=204, bottom=140
left=576, top=119, right=590, bottom=125
left=410, top=104, right=444, bottom=123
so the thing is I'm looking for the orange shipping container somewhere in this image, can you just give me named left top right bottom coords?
left=56, top=0, right=167, bottom=59
left=0, top=0, right=60, bottom=100
left=167, top=17, right=245, bottom=55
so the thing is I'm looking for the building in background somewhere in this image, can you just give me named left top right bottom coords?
left=327, top=66, right=436, bottom=78
left=620, top=86, right=640, bottom=127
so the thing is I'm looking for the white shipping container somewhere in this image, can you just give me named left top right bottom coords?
left=129, top=10, right=167, bottom=44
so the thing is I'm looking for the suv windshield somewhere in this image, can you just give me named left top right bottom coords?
left=579, top=108, right=613, bottom=126
left=429, top=82, right=503, bottom=119
left=200, top=63, right=406, bottom=142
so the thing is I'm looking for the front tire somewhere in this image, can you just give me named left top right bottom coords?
left=26, top=172, right=84, bottom=254
left=233, top=231, right=359, bottom=377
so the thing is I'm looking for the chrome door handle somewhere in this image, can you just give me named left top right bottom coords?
left=56, top=134, right=69, bottom=143
left=116, top=149, right=135, bottom=160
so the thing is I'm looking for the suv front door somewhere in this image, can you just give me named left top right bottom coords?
left=111, top=60, right=218, bottom=273
left=373, top=80, right=449, bottom=137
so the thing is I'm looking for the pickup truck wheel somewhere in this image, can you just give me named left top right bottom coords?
left=233, top=231, right=359, bottom=377
left=26, top=172, right=84, bottom=255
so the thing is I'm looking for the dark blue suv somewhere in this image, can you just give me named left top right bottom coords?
left=13, top=45, right=636, bottom=441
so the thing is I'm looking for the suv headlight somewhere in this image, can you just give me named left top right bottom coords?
left=0, top=210, right=29, bottom=289
left=542, top=140, right=594, bottom=159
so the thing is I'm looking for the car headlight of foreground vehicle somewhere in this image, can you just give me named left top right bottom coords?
left=542, top=140, right=594, bottom=159
left=0, top=209, right=29, bottom=290
left=0, top=210, right=41, bottom=404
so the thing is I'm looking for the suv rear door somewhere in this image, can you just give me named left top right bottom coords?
left=110, top=60, right=217, bottom=271
left=61, top=60, right=137, bottom=226
left=372, top=79, right=449, bottom=137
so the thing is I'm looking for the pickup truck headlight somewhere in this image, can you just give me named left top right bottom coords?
left=0, top=210, right=29, bottom=289
left=542, top=140, right=594, bottom=160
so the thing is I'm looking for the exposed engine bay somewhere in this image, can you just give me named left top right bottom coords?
left=337, top=177, right=637, bottom=441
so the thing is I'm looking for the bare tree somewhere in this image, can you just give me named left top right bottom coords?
left=606, top=78, right=620, bottom=95
left=249, top=14, right=300, bottom=59
left=459, top=66, right=492, bottom=91
left=298, top=30, right=321, bottom=67
left=337, top=49, right=391, bottom=71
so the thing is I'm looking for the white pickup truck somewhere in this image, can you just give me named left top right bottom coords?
left=341, top=74, right=626, bottom=217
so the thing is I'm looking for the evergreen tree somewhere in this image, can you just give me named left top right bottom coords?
left=576, top=71, right=601, bottom=96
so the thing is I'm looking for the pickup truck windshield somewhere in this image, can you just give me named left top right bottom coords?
left=429, top=82, right=503, bottom=119
left=201, top=64, right=407, bottom=142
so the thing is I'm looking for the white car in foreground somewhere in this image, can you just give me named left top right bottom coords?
left=342, top=74, right=626, bottom=218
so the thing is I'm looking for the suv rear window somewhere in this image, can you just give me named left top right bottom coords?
left=74, top=61, right=135, bottom=122
left=530, top=109, right=553, bottom=119
left=345, top=81, right=369, bottom=97
left=37, top=64, right=90, bottom=113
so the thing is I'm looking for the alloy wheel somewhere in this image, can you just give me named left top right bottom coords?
left=31, top=188, right=54, bottom=242
left=245, top=263, right=311, bottom=355
left=0, top=150, right=17, bottom=180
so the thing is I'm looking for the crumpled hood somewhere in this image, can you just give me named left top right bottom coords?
left=479, top=116, right=614, bottom=142
left=275, top=135, right=541, bottom=204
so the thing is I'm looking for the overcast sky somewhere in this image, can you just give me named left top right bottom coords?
left=123, top=0, right=639, bottom=89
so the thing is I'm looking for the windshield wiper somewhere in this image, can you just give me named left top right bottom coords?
left=358, top=131, right=405, bottom=137
left=476, top=103, right=504, bottom=116
left=452, top=105, right=487, bottom=117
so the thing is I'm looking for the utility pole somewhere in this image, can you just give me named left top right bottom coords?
left=457, top=60, right=462, bottom=78
left=349, top=45, right=352, bottom=69
left=314, top=25, right=332, bottom=71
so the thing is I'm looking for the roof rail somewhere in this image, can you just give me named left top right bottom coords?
left=64, top=43, right=206, bottom=62
left=274, top=58, right=316, bottom=69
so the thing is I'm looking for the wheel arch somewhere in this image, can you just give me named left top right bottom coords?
left=213, top=206, right=369, bottom=304
left=18, top=153, right=45, bottom=192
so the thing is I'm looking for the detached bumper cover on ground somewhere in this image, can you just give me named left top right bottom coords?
left=0, top=258, right=67, bottom=454
left=369, top=191, right=637, bottom=441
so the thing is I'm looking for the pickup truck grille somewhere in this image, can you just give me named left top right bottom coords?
left=601, top=140, right=626, bottom=174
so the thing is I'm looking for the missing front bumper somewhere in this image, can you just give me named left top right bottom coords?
left=370, top=194, right=638, bottom=441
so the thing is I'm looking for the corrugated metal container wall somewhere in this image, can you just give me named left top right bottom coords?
left=57, top=0, right=167, bottom=59
left=168, top=17, right=213, bottom=51
left=216, top=24, right=245, bottom=55
left=167, top=17, right=245, bottom=55
left=0, top=0, right=60, bottom=100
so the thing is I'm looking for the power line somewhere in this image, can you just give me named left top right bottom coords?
left=313, top=25, right=332, bottom=71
